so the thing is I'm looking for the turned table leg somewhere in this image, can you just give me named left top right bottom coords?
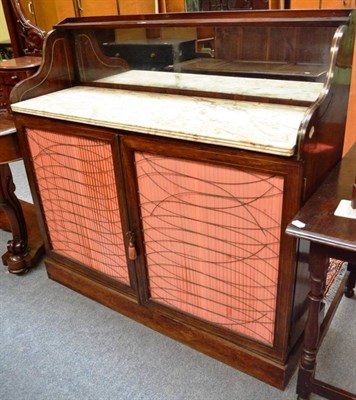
left=0, top=163, right=31, bottom=273
left=345, top=263, right=356, bottom=298
left=296, top=243, right=329, bottom=400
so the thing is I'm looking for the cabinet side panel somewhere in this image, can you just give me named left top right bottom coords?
left=26, top=128, right=130, bottom=284
left=135, top=152, right=284, bottom=345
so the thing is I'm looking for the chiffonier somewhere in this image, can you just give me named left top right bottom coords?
left=10, top=8, right=356, bottom=389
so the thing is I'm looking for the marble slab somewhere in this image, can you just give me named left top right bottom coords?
left=95, top=70, right=324, bottom=103
left=11, top=86, right=309, bottom=156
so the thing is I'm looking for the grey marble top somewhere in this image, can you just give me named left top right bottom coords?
left=95, top=70, right=324, bottom=103
left=12, top=84, right=311, bottom=156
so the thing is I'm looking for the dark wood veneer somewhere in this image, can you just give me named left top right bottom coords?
left=10, top=9, right=356, bottom=390
left=0, top=1, right=45, bottom=274
left=287, top=144, right=356, bottom=400
left=45, top=256, right=304, bottom=389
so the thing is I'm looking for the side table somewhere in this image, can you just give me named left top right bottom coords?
left=286, top=143, right=356, bottom=400
left=0, top=56, right=41, bottom=113
left=0, top=56, right=44, bottom=273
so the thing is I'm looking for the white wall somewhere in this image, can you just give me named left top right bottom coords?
left=0, top=3, right=10, bottom=43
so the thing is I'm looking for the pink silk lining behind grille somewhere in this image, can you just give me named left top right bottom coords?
left=135, top=152, right=284, bottom=345
left=26, top=128, right=130, bottom=284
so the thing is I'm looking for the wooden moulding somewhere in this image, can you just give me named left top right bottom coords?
left=54, top=9, right=352, bottom=30
left=45, top=256, right=304, bottom=390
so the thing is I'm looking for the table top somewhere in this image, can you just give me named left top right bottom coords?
left=0, top=56, right=41, bottom=71
left=286, top=143, right=356, bottom=252
left=0, top=112, right=16, bottom=136
left=0, top=112, right=20, bottom=164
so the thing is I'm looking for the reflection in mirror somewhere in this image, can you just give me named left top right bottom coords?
left=102, top=27, right=200, bottom=71
left=185, top=0, right=201, bottom=11
left=96, top=24, right=333, bottom=77
left=74, top=20, right=338, bottom=105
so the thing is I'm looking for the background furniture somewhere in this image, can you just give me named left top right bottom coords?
left=200, top=0, right=269, bottom=10
left=17, top=0, right=120, bottom=33
left=3, top=0, right=355, bottom=39
left=10, top=9, right=355, bottom=388
left=286, top=143, right=356, bottom=400
left=0, top=41, right=12, bottom=61
left=3, top=0, right=286, bottom=34
left=103, top=39, right=196, bottom=71
left=1, top=0, right=45, bottom=58
left=290, top=0, right=356, bottom=9
left=0, top=0, right=44, bottom=273
left=0, top=115, right=43, bottom=273
left=0, top=57, right=43, bottom=273
left=0, top=56, right=40, bottom=113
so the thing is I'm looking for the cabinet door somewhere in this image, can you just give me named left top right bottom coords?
left=321, top=0, right=351, bottom=8
left=75, top=0, right=119, bottom=16
left=31, top=0, right=75, bottom=33
left=165, top=0, right=185, bottom=12
left=54, top=0, right=76, bottom=23
left=31, top=0, right=53, bottom=32
left=289, top=0, right=320, bottom=8
left=118, top=0, right=157, bottom=14
left=19, top=0, right=37, bottom=26
left=136, top=154, right=282, bottom=345
left=22, top=121, right=136, bottom=293
left=122, top=135, right=303, bottom=357
left=257, top=0, right=270, bottom=8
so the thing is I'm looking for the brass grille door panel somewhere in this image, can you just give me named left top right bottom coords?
left=26, top=128, right=130, bottom=285
left=135, top=152, right=284, bottom=345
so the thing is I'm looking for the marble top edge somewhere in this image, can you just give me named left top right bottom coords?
left=12, top=86, right=307, bottom=157
left=12, top=106, right=295, bottom=157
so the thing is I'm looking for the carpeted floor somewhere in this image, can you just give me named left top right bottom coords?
left=1, top=161, right=355, bottom=400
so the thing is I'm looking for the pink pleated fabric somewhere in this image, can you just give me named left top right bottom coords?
left=26, top=128, right=130, bottom=284
left=135, top=152, right=284, bottom=345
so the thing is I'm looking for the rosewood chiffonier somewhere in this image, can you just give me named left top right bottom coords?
left=9, top=8, right=356, bottom=389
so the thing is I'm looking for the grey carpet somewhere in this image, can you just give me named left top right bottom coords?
left=1, top=161, right=355, bottom=400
